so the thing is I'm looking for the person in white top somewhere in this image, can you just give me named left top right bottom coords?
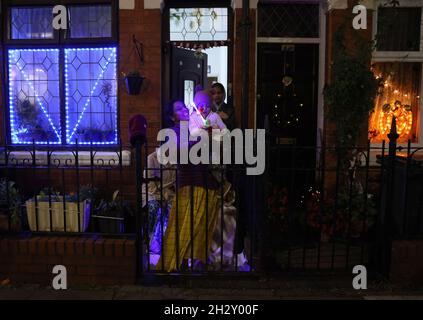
left=189, top=90, right=227, bottom=139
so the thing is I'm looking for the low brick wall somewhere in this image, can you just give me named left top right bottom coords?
left=390, top=239, right=423, bottom=284
left=0, top=236, right=137, bottom=286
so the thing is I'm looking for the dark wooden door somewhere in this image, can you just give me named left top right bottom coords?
left=257, top=43, right=319, bottom=201
left=170, top=47, right=208, bottom=106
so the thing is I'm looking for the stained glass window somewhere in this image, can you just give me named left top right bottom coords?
left=7, top=4, right=118, bottom=146
left=257, top=3, right=319, bottom=38
left=169, top=8, right=228, bottom=41
left=68, top=5, right=112, bottom=38
left=8, top=49, right=61, bottom=144
left=65, top=48, right=118, bottom=145
left=11, top=7, right=54, bottom=40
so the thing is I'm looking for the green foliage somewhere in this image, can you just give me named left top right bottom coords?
left=94, top=190, right=133, bottom=218
left=15, top=98, right=56, bottom=142
left=324, top=29, right=382, bottom=147
left=0, top=179, right=22, bottom=225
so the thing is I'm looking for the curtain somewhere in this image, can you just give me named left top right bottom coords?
left=369, top=62, right=421, bottom=143
left=11, top=7, right=54, bottom=40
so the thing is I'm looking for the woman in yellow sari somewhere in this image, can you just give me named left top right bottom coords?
left=158, top=91, right=221, bottom=272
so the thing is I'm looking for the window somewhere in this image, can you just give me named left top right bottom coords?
left=169, top=8, right=228, bottom=41
left=376, top=7, right=421, bottom=52
left=257, top=3, right=320, bottom=38
left=371, top=2, right=423, bottom=145
left=6, top=3, right=118, bottom=146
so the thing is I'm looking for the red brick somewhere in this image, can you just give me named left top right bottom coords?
left=0, top=238, right=9, bottom=254
left=8, top=239, right=18, bottom=254
left=19, top=264, right=46, bottom=274
left=11, top=254, right=32, bottom=264
left=94, top=239, right=105, bottom=256
left=47, top=238, right=57, bottom=255
left=18, top=238, right=29, bottom=254
left=104, top=239, right=115, bottom=257
left=37, top=237, right=49, bottom=255
left=28, top=237, right=40, bottom=254
left=55, top=237, right=67, bottom=255
left=66, top=237, right=78, bottom=255
left=75, top=238, right=86, bottom=255
left=78, top=266, right=104, bottom=276
left=114, top=239, right=126, bottom=257
left=84, top=238, right=95, bottom=256
left=125, top=240, right=136, bottom=257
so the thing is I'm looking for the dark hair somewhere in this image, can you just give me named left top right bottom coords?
left=211, top=82, right=226, bottom=94
left=164, top=99, right=180, bottom=128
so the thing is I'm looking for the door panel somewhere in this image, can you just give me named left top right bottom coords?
left=170, top=47, right=208, bottom=109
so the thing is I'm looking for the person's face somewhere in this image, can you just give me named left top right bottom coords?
left=212, top=87, right=225, bottom=105
left=197, top=103, right=211, bottom=117
left=173, top=101, right=189, bottom=122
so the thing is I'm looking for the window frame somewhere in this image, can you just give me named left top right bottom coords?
left=2, top=0, right=120, bottom=149
left=372, top=0, right=423, bottom=148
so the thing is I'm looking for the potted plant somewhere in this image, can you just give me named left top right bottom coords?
left=123, top=70, right=144, bottom=95
left=0, top=179, right=23, bottom=232
left=25, top=186, right=91, bottom=232
left=92, top=190, right=133, bottom=234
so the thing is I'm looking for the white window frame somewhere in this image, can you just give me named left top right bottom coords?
left=371, top=0, right=423, bottom=153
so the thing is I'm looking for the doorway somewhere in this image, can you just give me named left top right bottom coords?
left=257, top=43, right=319, bottom=201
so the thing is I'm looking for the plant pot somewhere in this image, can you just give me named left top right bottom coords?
left=92, top=215, right=124, bottom=234
left=25, top=198, right=91, bottom=232
left=0, top=212, right=21, bottom=232
left=125, top=75, right=144, bottom=95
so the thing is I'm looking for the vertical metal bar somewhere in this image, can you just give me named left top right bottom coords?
left=401, top=140, right=411, bottom=235
left=317, top=142, right=326, bottom=269
left=345, top=166, right=354, bottom=269
left=135, top=140, right=143, bottom=277
left=331, top=146, right=341, bottom=269
left=175, top=166, right=180, bottom=271
left=47, top=142, right=53, bottom=232
left=160, top=163, right=165, bottom=272
left=360, top=141, right=371, bottom=264
left=90, top=142, right=95, bottom=233
left=220, top=166, right=224, bottom=271
left=75, top=139, right=81, bottom=233
left=190, top=183, right=194, bottom=271
left=145, top=143, right=150, bottom=272
left=32, top=140, right=39, bottom=232
left=5, top=144, right=10, bottom=231
left=205, top=169, right=209, bottom=269
left=62, top=168, right=67, bottom=232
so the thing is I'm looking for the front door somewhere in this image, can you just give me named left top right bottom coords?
left=257, top=43, right=319, bottom=201
left=170, top=46, right=208, bottom=109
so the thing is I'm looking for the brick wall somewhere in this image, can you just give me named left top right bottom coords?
left=0, top=236, right=137, bottom=286
left=390, top=240, right=423, bottom=284
left=233, top=8, right=256, bottom=129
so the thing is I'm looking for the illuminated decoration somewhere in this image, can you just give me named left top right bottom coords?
left=65, top=47, right=117, bottom=145
left=8, top=49, right=61, bottom=144
left=8, top=47, right=118, bottom=145
left=378, top=100, right=413, bottom=138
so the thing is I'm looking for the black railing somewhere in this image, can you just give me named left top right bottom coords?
left=0, top=140, right=135, bottom=237
left=1, top=120, right=423, bottom=278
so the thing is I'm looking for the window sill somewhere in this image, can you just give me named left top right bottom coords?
left=0, top=150, right=131, bottom=167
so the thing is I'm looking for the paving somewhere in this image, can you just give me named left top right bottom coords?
left=1, top=274, right=423, bottom=300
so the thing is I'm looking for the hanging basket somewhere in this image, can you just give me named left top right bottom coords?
left=124, top=75, right=145, bottom=95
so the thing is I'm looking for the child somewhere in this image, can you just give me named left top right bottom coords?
left=189, top=90, right=227, bottom=139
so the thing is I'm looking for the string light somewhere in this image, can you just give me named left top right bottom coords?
left=65, top=47, right=117, bottom=144
left=8, top=49, right=62, bottom=144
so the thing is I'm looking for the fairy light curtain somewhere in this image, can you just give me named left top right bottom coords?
left=369, top=62, right=421, bottom=143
